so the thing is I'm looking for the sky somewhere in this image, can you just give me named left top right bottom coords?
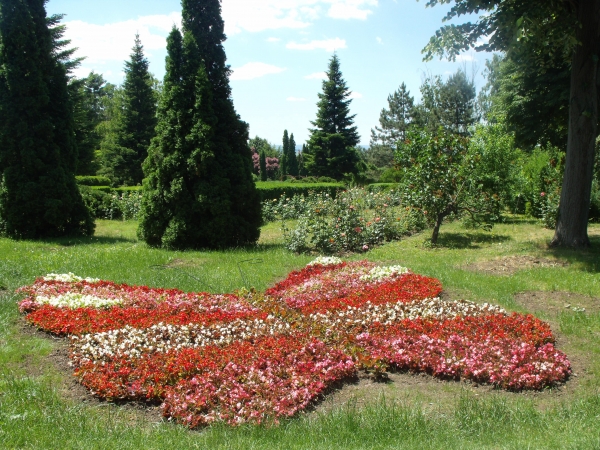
left=46, top=0, right=491, bottom=146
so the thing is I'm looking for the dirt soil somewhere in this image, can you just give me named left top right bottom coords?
left=464, top=255, right=569, bottom=276
left=514, top=290, right=600, bottom=315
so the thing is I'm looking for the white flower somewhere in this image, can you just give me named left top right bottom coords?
left=359, top=265, right=409, bottom=282
left=42, top=273, right=100, bottom=283
left=307, top=256, right=343, bottom=267
left=36, top=293, right=122, bottom=309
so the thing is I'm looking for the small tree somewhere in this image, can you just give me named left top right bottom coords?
left=304, top=54, right=361, bottom=179
left=397, top=128, right=511, bottom=244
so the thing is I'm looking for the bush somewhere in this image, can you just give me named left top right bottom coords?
left=75, top=175, right=112, bottom=186
left=80, top=186, right=142, bottom=220
left=279, top=187, right=423, bottom=254
left=256, top=182, right=344, bottom=202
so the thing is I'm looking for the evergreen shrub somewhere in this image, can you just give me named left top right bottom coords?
left=75, top=176, right=112, bottom=186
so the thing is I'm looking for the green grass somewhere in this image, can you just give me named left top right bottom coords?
left=2, top=218, right=600, bottom=449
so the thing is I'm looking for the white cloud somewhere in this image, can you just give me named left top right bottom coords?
left=287, top=97, right=307, bottom=102
left=267, top=37, right=281, bottom=42
left=230, top=62, right=287, bottom=81
left=455, top=54, right=476, bottom=62
left=349, top=91, right=363, bottom=99
left=221, top=0, right=378, bottom=34
left=376, top=36, right=382, bottom=45
left=304, top=71, right=328, bottom=80
left=287, top=38, right=346, bottom=51
left=327, top=0, right=377, bottom=20
left=63, top=12, right=182, bottom=65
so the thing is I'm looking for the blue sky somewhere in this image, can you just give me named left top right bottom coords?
left=46, top=0, right=490, bottom=146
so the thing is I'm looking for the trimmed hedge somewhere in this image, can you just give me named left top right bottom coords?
left=256, top=182, right=345, bottom=201
left=75, top=175, right=112, bottom=186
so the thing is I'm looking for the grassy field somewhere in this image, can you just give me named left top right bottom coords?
left=1, top=218, right=600, bottom=449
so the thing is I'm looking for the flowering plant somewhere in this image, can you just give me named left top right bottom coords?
left=17, top=264, right=571, bottom=428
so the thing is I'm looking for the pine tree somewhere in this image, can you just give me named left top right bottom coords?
left=288, top=133, right=299, bottom=176
left=138, top=0, right=261, bottom=249
left=304, top=54, right=360, bottom=179
left=281, top=129, right=289, bottom=176
left=101, top=35, right=157, bottom=186
left=367, top=83, right=415, bottom=169
left=0, top=0, right=94, bottom=238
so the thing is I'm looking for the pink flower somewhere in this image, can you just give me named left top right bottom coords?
left=540, top=192, right=546, bottom=197
left=362, top=245, right=369, bottom=251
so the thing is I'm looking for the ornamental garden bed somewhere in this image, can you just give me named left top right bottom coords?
left=17, top=258, right=571, bottom=428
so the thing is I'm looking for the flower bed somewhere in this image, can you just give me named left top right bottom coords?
left=17, top=259, right=571, bottom=428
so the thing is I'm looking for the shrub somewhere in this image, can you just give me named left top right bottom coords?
left=256, top=182, right=344, bottom=202
left=75, top=175, right=112, bottom=186
left=280, top=187, right=424, bottom=254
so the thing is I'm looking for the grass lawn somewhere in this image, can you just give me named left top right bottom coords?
left=1, top=218, right=600, bottom=449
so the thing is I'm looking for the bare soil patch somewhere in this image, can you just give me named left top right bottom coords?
left=514, top=290, right=600, bottom=315
left=464, top=255, right=568, bottom=276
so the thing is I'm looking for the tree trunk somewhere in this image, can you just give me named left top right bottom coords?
left=431, top=214, right=444, bottom=244
left=551, top=0, right=600, bottom=247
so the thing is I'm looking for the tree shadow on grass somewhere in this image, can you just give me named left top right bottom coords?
left=546, top=234, right=600, bottom=273
left=37, top=234, right=137, bottom=247
left=432, top=232, right=512, bottom=249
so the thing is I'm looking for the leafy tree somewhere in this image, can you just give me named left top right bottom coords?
left=304, top=54, right=361, bottom=179
left=288, top=133, right=299, bottom=176
left=396, top=127, right=514, bottom=244
left=480, top=53, right=570, bottom=150
left=0, top=0, right=94, bottom=238
left=421, top=0, right=600, bottom=247
left=100, top=35, right=157, bottom=186
left=298, top=143, right=308, bottom=176
left=138, top=0, right=261, bottom=249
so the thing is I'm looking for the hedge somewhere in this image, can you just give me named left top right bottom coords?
left=255, top=182, right=345, bottom=201
left=75, top=175, right=112, bottom=186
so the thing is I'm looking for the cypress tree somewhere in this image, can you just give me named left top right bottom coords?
left=288, top=133, right=299, bottom=176
left=138, top=0, right=261, bottom=249
left=101, top=35, right=157, bottom=186
left=0, top=0, right=94, bottom=238
left=259, top=151, right=267, bottom=182
left=304, top=54, right=360, bottom=179
left=281, top=129, right=289, bottom=176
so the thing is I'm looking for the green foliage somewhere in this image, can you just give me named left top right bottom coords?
left=138, top=3, right=261, bottom=250
left=480, top=54, right=570, bottom=150
left=255, top=182, right=344, bottom=202
left=304, top=54, right=361, bottom=179
left=396, top=128, right=506, bottom=243
left=280, top=188, right=424, bottom=254
left=75, top=175, right=111, bottom=186
left=80, top=187, right=142, bottom=220
left=412, top=69, right=477, bottom=137
left=0, top=0, right=94, bottom=239
left=98, top=35, right=157, bottom=186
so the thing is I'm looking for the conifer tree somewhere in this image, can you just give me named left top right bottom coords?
left=101, top=35, right=157, bottom=186
left=281, top=129, right=290, bottom=176
left=138, top=0, right=261, bottom=249
left=0, top=0, right=94, bottom=238
left=304, top=54, right=360, bottom=179
left=367, top=83, right=416, bottom=168
left=288, top=133, right=299, bottom=176
left=259, top=151, right=268, bottom=181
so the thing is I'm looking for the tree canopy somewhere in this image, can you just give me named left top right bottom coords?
left=421, top=0, right=600, bottom=247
